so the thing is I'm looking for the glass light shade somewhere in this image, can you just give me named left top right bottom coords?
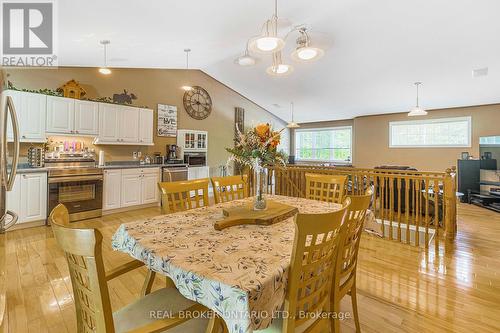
left=249, top=36, right=285, bottom=54
left=266, top=64, right=293, bottom=76
left=98, top=67, right=111, bottom=75
left=291, top=46, right=324, bottom=62
left=408, top=106, right=428, bottom=116
left=286, top=121, right=300, bottom=128
left=235, top=54, right=256, bottom=66
left=181, top=85, right=193, bottom=91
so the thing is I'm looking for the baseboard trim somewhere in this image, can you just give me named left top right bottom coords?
left=9, top=220, right=46, bottom=231
left=103, top=202, right=160, bottom=215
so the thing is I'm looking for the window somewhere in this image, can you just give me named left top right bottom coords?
left=389, top=117, right=471, bottom=148
left=295, top=126, right=352, bottom=162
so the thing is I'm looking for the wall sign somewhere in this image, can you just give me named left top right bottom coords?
left=157, top=104, right=177, bottom=137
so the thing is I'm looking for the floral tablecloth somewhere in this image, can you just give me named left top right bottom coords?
left=111, top=195, right=341, bottom=333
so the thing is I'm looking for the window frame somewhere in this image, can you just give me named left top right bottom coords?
left=294, top=125, right=353, bottom=163
left=389, top=116, right=472, bottom=148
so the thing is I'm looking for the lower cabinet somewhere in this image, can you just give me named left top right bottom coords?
left=6, top=172, right=47, bottom=225
left=103, top=167, right=160, bottom=211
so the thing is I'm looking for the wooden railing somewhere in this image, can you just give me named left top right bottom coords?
left=263, top=165, right=457, bottom=248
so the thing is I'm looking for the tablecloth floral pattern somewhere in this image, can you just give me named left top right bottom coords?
left=111, top=195, right=341, bottom=333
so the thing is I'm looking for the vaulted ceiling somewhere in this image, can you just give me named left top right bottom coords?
left=58, top=0, right=500, bottom=122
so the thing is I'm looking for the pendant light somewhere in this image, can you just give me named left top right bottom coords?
left=290, top=28, right=324, bottom=62
left=266, top=52, right=293, bottom=77
left=248, top=0, right=285, bottom=54
left=235, top=40, right=257, bottom=66
left=286, top=102, right=300, bottom=128
left=408, top=82, right=428, bottom=116
left=98, top=40, right=111, bottom=75
left=181, top=48, right=192, bottom=91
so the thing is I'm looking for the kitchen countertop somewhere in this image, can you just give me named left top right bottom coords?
left=11, top=162, right=189, bottom=173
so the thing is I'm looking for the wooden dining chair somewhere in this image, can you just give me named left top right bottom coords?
left=50, top=204, right=209, bottom=333
left=255, top=199, right=351, bottom=333
left=305, top=173, right=348, bottom=204
left=330, top=190, right=372, bottom=333
left=158, top=178, right=210, bottom=214
left=211, top=175, right=248, bottom=204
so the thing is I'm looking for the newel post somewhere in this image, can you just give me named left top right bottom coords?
left=443, top=166, right=457, bottom=241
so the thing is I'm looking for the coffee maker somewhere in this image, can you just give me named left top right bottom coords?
left=167, top=144, right=178, bottom=160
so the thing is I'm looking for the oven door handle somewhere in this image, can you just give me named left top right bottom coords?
left=48, top=175, right=103, bottom=183
left=164, top=169, right=188, bottom=173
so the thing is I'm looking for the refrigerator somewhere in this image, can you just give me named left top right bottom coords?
left=0, top=72, right=21, bottom=233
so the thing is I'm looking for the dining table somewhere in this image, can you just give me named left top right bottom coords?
left=111, top=194, right=342, bottom=333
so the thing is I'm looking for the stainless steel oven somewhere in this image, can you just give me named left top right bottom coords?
left=46, top=158, right=103, bottom=223
left=183, top=152, right=206, bottom=166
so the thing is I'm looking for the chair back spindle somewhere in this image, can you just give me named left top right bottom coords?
left=158, top=179, right=210, bottom=214
left=305, top=173, right=347, bottom=204
left=211, top=175, right=248, bottom=204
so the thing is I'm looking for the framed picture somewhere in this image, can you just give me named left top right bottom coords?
left=461, top=152, right=470, bottom=160
left=157, top=104, right=177, bottom=137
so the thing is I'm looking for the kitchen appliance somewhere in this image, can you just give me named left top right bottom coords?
left=167, top=144, right=179, bottom=160
left=0, top=94, right=20, bottom=233
left=153, top=152, right=163, bottom=165
left=27, top=147, right=45, bottom=168
left=184, top=151, right=207, bottom=166
left=46, top=154, right=103, bottom=223
left=162, top=164, right=188, bottom=182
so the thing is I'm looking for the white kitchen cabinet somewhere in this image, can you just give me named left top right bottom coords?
left=46, top=96, right=75, bottom=134
left=177, top=130, right=208, bottom=152
left=2, top=90, right=46, bottom=142
left=74, top=100, right=99, bottom=135
left=141, top=169, right=160, bottom=204
left=98, top=103, right=121, bottom=143
left=120, top=169, right=142, bottom=207
left=95, top=104, right=152, bottom=145
left=103, top=169, right=122, bottom=210
left=139, top=109, right=154, bottom=144
left=6, top=172, right=47, bottom=225
left=188, top=166, right=210, bottom=180
left=119, top=107, right=140, bottom=143
left=103, top=167, right=160, bottom=211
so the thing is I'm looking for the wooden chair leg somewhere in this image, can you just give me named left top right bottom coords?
left=141, top=270, right=156, bottom=296
left=351, top=285, right=361, bottom=332
left=330, top=300, right=341, bottom=333
left=205, top=313, right=227, bottom=333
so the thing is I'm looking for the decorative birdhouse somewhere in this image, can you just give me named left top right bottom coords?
left=57, top=79, right=86, bottom=99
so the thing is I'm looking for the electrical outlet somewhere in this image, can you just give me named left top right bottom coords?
left=133, top=151, right=138, bottom=159
left=137, top=151, right=142, bottom=158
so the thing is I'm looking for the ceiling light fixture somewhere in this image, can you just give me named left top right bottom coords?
left=286, top=102, right=300, bottom=128
left=181, top=48, right=193, bottom=91
left=290, top=28, right=324, bottom=62
left=408, top=82, right=428, bottom=116
left=266, top=52, right=293, bottom=77
left=248, top=0, right=285, bottom=54
left=98, top=40, right=111, bottom=75
left=235, top=40, right=257, bottom=66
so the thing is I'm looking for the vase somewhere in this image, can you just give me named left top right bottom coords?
left=253, top=159, right=267, bottom=210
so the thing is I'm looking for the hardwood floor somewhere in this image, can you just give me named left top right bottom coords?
left=1, top=203, right=499, bottom=332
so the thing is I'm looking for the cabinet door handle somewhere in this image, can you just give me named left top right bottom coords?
left=22, top=174, right=26, bottom=179
left=116, top=139, right=120, bottom=142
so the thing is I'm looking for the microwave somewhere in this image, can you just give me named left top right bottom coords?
left=184, top=152, right=206, bottom=166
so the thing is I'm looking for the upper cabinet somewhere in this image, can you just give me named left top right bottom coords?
left=95, top=103, right=153, bottom=145
left=74, top=100, right=99, bottom=135
left=2, top=90, right=46, bottom=143
left=46, top=96, right=98, bottom=136
left=46, top=96, right=75, bottom=134
left=1, top=90, right=152, bottom=145
left=177, top=130, right=208, bottom=152
left=139, top=109, right=154, bottom=145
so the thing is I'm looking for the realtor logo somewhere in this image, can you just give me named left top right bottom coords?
left=1, top=0, right=58, bottom=66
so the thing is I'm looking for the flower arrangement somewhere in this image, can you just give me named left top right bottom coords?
left=226, top=123, right=287, bottom=169
left=226, top=123, right=287, bottom=210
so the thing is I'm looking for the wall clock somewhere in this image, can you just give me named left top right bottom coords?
left=183, top=86, right=212, bottom=120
